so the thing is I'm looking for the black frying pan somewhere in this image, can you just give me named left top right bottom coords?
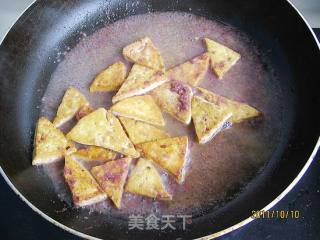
left=0, top=0, right=319, bottom=239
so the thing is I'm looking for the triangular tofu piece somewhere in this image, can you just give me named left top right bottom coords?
left=89, top=61, right=127, bottom=92
left=111, top=95, right=165, bottom=127
left=119, top=117, right=169, bottom=145
left=151, top=80, right=193, bottom=124
left=204, top=38, right=240, bottom=79
left=64, top=155, right=106, bottom=207
left=66, top=108, right=139, bottom=158
left=73, top=146, right=117, bottom=162
left=32, top=117, right=72, bottom=165
left=135, top=136, right=188, bottom=183
left=112, top=64, right=167, bottom=103
left=167, top=53, right=209, bottom=86
left=197, top=87, right=261, bottom=123
left=192, top=96, right=232, bottom=144
left=53, top=87, right=89, bottom=127
left=125, top=158, right=172, bottom=200
left=91, top=157, right=132, bottom=208
left=123, top=37, right=164, bottom=70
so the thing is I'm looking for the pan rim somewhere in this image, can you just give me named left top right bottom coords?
left=0, top=0, right=319, bottom=239
left=286, top=0, right=320, bottom=50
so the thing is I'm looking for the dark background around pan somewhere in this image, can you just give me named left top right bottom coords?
left=0, top=29, right=319, bottom=240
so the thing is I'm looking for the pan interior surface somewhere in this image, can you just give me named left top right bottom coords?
left=41, top=11, right=284, bottom=218
left=0, top=0, right=318, bottom=239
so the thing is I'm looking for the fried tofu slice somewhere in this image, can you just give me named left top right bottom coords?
left=32, top=117, right=73, bottom=165
left=75, top=105, right=94, bottom=121
left=151, top=80, right=193, bottom=124
left=73, top=146, right=117, bottom=162
left=91, top=157, right=132, bottom=208
left=53, top=87, right=89, bottom=127
left=119, top=117, right=169, bottom=145
left=167, top=53, right=209, bottom=86
left=192, top=96, right=232, bottom=144
left=204, top=38, right=240, bottom=79
left=64, top=155, right=107, bottom=207
left=123, top=37, right=164, bottom=70
left=135, top=136, right=188, bottom=184
left=125, top=158, right=172, bottom=200
left=112, top=64, right=167, bottom=103
left=111, top=95, right=165, bottom=127
left=197, top=87, right=261, bottom=123
left=66, top=108, right=139, bottom=158
left=89, top=61, right=127, bottom=92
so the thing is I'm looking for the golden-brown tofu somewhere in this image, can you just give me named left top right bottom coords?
left=73, top=146, right=117, bottom=162
left=197, top=87, right=262, bottom=123
left=66, top=108, right=139, bottom=158
left=64, top=155, right=107, bottom=207
left=123, top=37, right=164, bottom=70
left=125, top=158, right=172, bottom=200
left=191, top=96, right=232, bottom=144
left=89, top=61, right=127, bottom=92
left=204, top=38, right=240, bottom=79
left=135, top=136, right=188, bottom=184
left=32, top=117, right=72, bottom=165
left=151, top=80, right=193, bottom=124
left=111, top=95, right=165, bottom=127
left=53, top=87, right=89, bottom=127
left=112, top=64, right=167, bottom=103
left=91, top=157, right=132, bottom=209
left=119, top=117, right=169, bottom=145
left=167, top=53, right=209, bottom=86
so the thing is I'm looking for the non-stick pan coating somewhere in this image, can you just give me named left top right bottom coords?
left=0, top=0, right=319, bottom=239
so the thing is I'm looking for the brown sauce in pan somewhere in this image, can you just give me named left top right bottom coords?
left=40, top=12, right=283, bottom=217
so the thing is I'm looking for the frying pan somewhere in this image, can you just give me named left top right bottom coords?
left=0, top=0, right=319, bottom=239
